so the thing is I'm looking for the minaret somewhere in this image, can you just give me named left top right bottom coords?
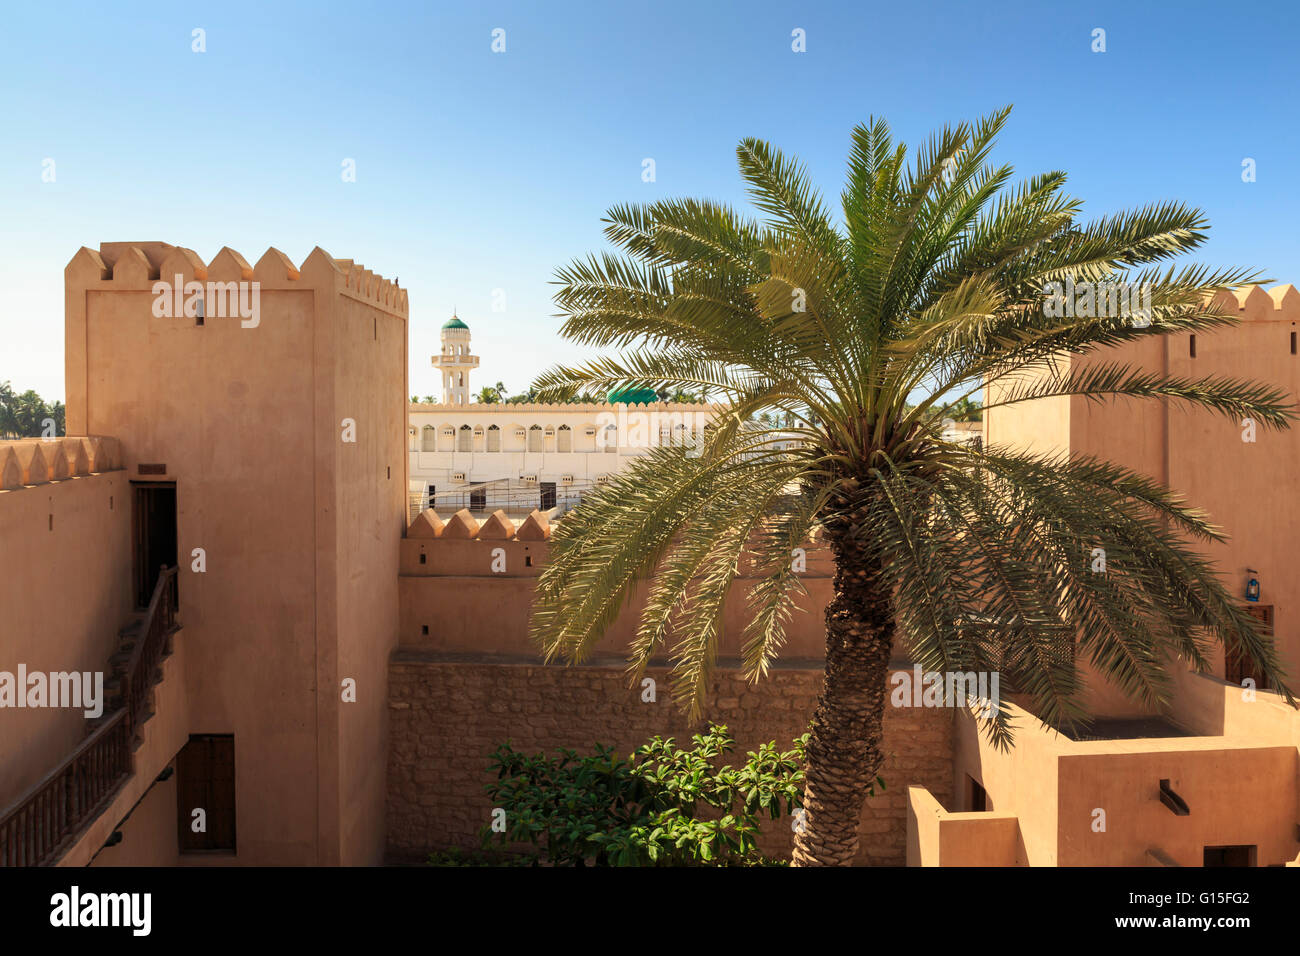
left=431, top=312, right=478, bottom=405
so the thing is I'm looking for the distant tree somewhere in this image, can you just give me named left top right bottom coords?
left=941, top=397, right=982, bottom=422
left=0, top=382, right=63, bottom=438
left=0, top=381, right=14, bottom=437
left=476, top=381, right=507, bottom=404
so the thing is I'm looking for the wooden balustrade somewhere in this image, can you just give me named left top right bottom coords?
left=0, top=565, right=179, bottom=866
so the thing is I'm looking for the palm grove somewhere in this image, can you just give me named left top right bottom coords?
left=0, top=382, right=64, bottom=439
left=526, top=108, right=1295, bottom=866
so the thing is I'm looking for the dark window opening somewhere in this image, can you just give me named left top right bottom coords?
left=1291, top=331, right=1296, bottom=355
left=1204, top=845, right=1255, bottom=867
left=176, top=734, right=236, bottom=853
left=469, top=488, right=487, bottom=511
left=968, top=775, right=988, bottom=812
left=421, top=625, right=429, bottom=635
left=419, top=553, right=427, bottom=565
left=133, top=483, right=177, bottom=608
left=1189, top=334, right=1197, bottom=358
left=539, top=482, right=557, bottom=511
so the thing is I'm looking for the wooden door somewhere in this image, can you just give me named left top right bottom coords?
left=176, top=735, right=236, bottom=853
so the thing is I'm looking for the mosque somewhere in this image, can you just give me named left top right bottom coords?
left=408, top=314, right=721, bottom=518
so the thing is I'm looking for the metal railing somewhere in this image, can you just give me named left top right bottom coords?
left=409, top=477, right=596, bottom=519
left=0, top=565, right=179, bottom=866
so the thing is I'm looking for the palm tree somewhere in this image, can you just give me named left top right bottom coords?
left=506, top=387, right=539, bottom=404
left=528, top=108, right=1296, bottom=866
left=0, top=384, right=59, bottom=438
left=0, top=381, right=16, bottom=438
left=941, top=396, right=981, bottom=422
left=476, top=381, right=507, bottom=404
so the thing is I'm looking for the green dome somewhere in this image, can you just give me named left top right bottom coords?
left=442, top=315, right=469, bottom=330
left=606, top=385, right=660, bottom=405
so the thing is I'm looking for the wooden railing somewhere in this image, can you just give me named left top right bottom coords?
left=122, top=566, right=179, bottom=743
left=0, top=711, right=131, bottom=866
left=0, top=565, right=179, bottom=866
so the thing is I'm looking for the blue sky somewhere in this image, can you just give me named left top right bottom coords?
left=3, top=0, right=1298, bottom=401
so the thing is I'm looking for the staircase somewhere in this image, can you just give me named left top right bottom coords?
left=0, top=566, right=180, bottom=866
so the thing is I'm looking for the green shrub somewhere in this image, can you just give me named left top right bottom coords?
left=481, top=723, right=807, bottom=866
left=426, top=846, right=539, bottom=867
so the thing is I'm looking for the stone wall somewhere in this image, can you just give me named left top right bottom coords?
left=386, top=652, right=954, bottom=865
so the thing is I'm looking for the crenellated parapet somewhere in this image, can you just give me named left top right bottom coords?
left=66, top=242, right=408, bottom=317
left=0, top=437, right=122, bottom=490
left=1207, top=284, right=1300, bottom=321
left=406, top=508, right=550, bottom=541
left=64, top=241, right=409, bottom=437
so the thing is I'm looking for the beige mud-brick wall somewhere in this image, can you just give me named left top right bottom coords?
left=0, top=452, right=130, bottom=808
left=386, top=657, right=954, bottom=865
left=64, top=242, right=408, bottom=865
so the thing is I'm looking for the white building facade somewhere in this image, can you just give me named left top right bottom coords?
left=408, top=315, right=720, bottom=516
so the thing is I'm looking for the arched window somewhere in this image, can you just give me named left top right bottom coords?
left=457, top=424, right=472, bottom=452
left=486, top=424, right=501, bottom=452
left=421, top=424, right=437, bottom=452
left=603, top=423, right=618, bottom=454
left=527, top=424, right=544, bottom=453
left=557, top=424, right=572, bottom=453
left=439, top=425, right=455, bottom=452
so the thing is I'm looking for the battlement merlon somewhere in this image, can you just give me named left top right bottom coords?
left=63, top=243, right=408, bottom=434
left=65, top=242, right=408, bottom=316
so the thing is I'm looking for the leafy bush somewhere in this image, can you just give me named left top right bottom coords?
left=426, top=846, right=538, bottom=867
left=481, top=723, right=807, bottom=866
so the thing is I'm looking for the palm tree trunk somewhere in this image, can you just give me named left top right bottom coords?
left=791, top=526, right=894, bottom=866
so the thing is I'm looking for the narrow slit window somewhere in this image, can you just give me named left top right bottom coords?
left=1291, top=331, right=1296, bottom=355
left=1189, top=334, right=1197, bottom=358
